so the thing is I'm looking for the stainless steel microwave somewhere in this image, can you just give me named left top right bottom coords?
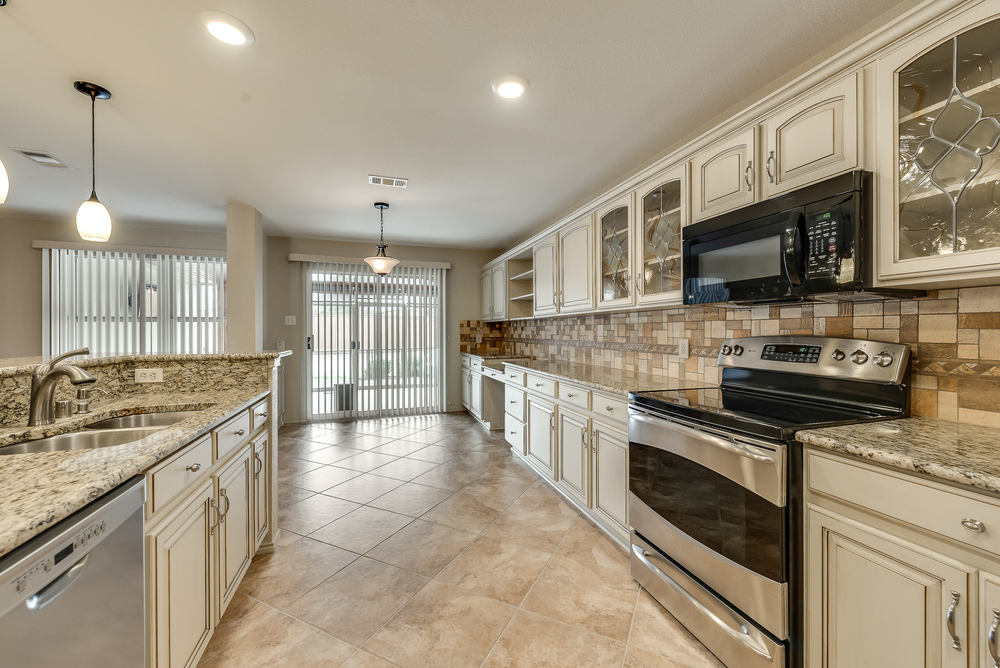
left=682, top=171, right=923, bottom=305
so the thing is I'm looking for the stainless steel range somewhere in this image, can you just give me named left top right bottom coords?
left=627, top=335, right=911, bottom=668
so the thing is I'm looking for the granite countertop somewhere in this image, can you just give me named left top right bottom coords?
left=0, top=388, right=267, bottom=558
left=798, top=417, right=1000, bottom=494
left=462, top=351, right=528, bottom=360
left=501, top=360, right=714, bottom=397
left=0, top=351, right=290, bottom=378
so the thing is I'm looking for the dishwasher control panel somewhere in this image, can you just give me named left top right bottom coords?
left=11, top=520, right=105, bottom=595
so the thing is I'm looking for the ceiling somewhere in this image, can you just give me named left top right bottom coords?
left=0, top=0, right=907, bottom=249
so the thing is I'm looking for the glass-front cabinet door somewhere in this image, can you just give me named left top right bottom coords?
left=596, top=194, right=633, bottom=310
left=878, top=5, right=1000, bottom=285
left=635, top=164, right=686, bottom=305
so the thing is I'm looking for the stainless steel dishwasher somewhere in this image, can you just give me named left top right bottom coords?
left=0, top=477, right=145, bottom=668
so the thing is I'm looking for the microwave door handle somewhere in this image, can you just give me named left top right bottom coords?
left=782, top=210, right=805, bottom=286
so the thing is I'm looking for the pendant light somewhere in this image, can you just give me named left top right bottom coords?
left=364, top=202, right=400, bottom=276
left=74, top=81, right=113, bottom=242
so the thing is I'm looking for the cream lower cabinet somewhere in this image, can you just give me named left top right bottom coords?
left=470, top=372, right=483, bottom=419
left=592, top=423, right=628, bottom=531
left=253, top=433, right=269, bottom=550
left=808, top=507, right=971, bottom=668
left=526, top=395, right=556, bottom=478
left=148, top=478, right=215, bottom=668
left=461, top=367, right=472, bottom=409
left=557, top=408, right=590, bottom=506
left=216, top=445, right=254, bottom=620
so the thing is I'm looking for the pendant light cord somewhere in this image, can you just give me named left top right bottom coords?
left=90, top=91, right=96, bottom=193
left=380, top=207, right=386, bottom=246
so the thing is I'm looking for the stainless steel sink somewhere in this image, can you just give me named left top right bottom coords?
left=0, top=427, right=164, bottom=456
left=84, top=411, right=199, bottom=430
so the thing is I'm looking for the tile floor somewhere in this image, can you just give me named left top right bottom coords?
left=198, top=412, right=725, bottom=668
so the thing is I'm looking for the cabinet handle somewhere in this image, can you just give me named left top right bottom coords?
left=254, top=453, right=263, bottom=478
left=210, top=501, right=222, bottom=535
left=605, top=406, right=614, bottom=412
left=220, top=490, right=231, bottom=522
left=509, top=400, right=516, bottom=404
left=961, top=518, right=985, bottom=533
left=581, top=427, right=587, bottom=446
left=946, top=590, right=961, bottom=650
left=636, top=275, right=642, bottom=295
left=549, top=414, right=554, bottom=431
left=185, top=463, right=201, bottom=473
left=592, top=428, right=599, bottom=453
left=744, top=161, right=754, bottom=192
left=510, top=431, right=516, bottom=435
left=536, top=383, right=544, bottom=388
left=765, top=151, right=775, bottom=183
left=989, top=608, right=1000, bottom=667
left=235, top=429, right=245, bottom=436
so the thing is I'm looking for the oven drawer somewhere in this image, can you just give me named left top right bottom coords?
left=558, top=382, right=591, bottom=411
left=505, top=385, right=525, bottom=422
left=808, top=450, right=1000, bottom=555
left=593, top=393, right=627, bottom=425
left=526, top=373, right=557, bottom=398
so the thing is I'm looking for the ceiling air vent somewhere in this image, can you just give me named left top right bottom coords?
left=11, top=148, right=70, bottom=168
left=369, top=174, right=408, bottom=188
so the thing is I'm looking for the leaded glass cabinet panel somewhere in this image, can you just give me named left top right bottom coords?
left=597, top=194, right=632, bottom=309
left=878, top=5, right=1000, bottom=285
left=636, top=164, right=686, bottom=305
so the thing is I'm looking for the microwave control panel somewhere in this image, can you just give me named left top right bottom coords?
left=805, top=209, right=843, bottom=274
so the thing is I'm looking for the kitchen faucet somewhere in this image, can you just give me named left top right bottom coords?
left=28, top=348, right=98, bottom=426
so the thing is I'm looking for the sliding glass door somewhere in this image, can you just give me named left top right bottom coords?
left=306, top=262, right=446, bottom=420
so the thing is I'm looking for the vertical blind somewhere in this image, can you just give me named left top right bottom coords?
left=306, top=261, right=446, bottom=419
left=45, top=249, right=227, bottom=356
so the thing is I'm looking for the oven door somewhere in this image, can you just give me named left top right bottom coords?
left=627, top=406, right=788, bottom=640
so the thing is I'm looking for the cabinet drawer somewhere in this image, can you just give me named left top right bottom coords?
left=526, top=373, right=557, bottom=398
left=461, top=355, right=471, bottom=369
left=505, top=419, right=524, bottom=452
left=559, top=382, right=591, bottom=411
left=808, top=451, right=1000, bottom=555
left=149, top=434, right=212, bottom=515
left=593, top=394, right=628, bottom=425
left=471, top=359, right=484, bottom=373
left=484, top=367, right=504, bottom=381
left=505, top=368, right=526, bottom=386
left=215, top=410, right=252, bottom=461
left=250, top=398, right=269, bottom=433
left=505, top=385, right=526, bottom=422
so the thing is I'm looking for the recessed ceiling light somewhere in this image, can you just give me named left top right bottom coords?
left=200, top=11, right=255, bottom=46
left=492, top=75, right=529, bottom=99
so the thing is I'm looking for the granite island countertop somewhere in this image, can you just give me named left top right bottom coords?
left=797, top=417, right=1000, bottom=495
left=501, top=360, right=714, bottom=397
left=462, top=351, right=529, bottom=361
left=0, top=387, right=268, bottom=558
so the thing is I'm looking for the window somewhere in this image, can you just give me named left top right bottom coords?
left=44, top=248, right=226, bottom=356
left=306, top=261, right=447, bottom=418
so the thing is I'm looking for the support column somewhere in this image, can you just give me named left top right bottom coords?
left=226, top=204, right=264, bottom=353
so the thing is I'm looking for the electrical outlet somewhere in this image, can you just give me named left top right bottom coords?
left=678, top=338, right=690, bottom=359
left=285, top=315, right=296, bottom=326
left=135, top=368, right=163, bottom=383
left=276, top=340, right=286, bottom=350
left=475, top=334, right=483, bottom=344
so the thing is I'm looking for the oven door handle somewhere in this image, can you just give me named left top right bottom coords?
left=782, top=210, right=805, bottom=287
left=631, top=543, right=776, bottom=661
left=643, top=413, right=774, bottom=464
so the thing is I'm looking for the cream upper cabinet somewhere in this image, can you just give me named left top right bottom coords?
left=491, top=264, right=506, bottom=320
left=635, top=164, right=686, bottom=306
left=761, top=72, right=860, bottom=199
left=533, top=234, right=559, bottom=317
left=596, top=194, right=634, bottom=310
left=691, top=126, right=757, bottom=222
left=808, top=507, right=971, bottom=668
left=558, top=215, right=595, bottom=313
left=592, top=422, right=628, bottom=530
left=877, top=6, right=1000, bottom=286
left=557, top=408, right=590, bottom=506
left=481, top=270, right=492, bottom=320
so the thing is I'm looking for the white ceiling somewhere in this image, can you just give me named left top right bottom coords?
left=0, top=0, right=906, bottom=249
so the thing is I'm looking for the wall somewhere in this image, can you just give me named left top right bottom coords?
left=462, top=286, right=1000, bottom=428
left=0, top=217, right=227, bottom=359
left=264, top=236, right=500, bottom=423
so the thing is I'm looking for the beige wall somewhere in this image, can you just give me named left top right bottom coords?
left=265, top=236, right=500, bottom=423
left=0, top=217, right=226, bottom=358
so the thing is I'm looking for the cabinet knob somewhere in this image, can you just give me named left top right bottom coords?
left=961, top=518, right=986, bottom=533
left=186, top=463, right=201, bottom=472
left=258, top=411, right=269, bottom=418
left=510, top=400, right=516, bottom=404
left=605, top=406, right=613, bottom=411
left=235, top=429, right=245, bottom=436
left=567, top=393, right=574, bottom=398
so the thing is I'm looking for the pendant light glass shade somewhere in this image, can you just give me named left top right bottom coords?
left=364, top=202, right=399, bottom=276
left=0, top=158, right=8, bottom=204
left=77, top=191, right=112, bottom=242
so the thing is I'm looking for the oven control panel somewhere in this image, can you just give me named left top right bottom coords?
left=718, top=335, right=910, bottom=384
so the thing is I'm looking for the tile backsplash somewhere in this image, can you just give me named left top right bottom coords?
left=461, top=285, right=1000, bottom=427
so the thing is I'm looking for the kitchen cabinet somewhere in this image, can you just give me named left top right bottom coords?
left=558, top=216, right=596, bottom=313
left=526, top=395, right=556, bottom=478
left=461, top=367, right=472, bottom=410
left=877, top=5, right=1000, bottom=287
left=480, top=264, right=507, bottom=321
left=481, top=270, right=492, bottom=320
left=252, top=433, right=269, bottom=551
left=533, top=234, right=559, bottom=317
left=597, top=194, right=634, bottom=310
left=592, top=423, right=628, bottom=531
left=980, top=572, right=1000, bottom=668
left=215, top=444, right=254, bottom=620
left=635, top=164, right=686, bottom=305
left=557, top=407, right=590, bottom=506
left=761, top=72, right=859, bottom=199
left=691, top=126, right=757, bottom=222
left=148, top=479, right=214, bottom=668
left=471, top=372, right=483, bottom=419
